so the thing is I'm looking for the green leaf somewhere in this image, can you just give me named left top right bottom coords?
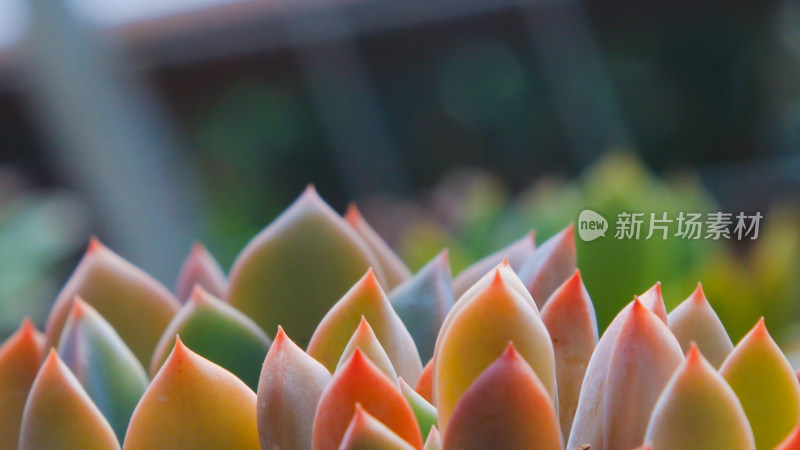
left=150, top=286, right=270, bottom=390
left=399, top=378, right=437, bottom=442
left=720, top=318, right=800, bottom=449
left=58, top=299, right=148, bottom=442
left=228, top=186, right=386, bottom=346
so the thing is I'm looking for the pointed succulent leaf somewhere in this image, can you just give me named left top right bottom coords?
left=150, top=286, right=270, bottom=390
left=517, top=225, right=576, bottom=307
left=452, top=231, right=535, bottom=298
left=228, top=187, right=386, bottom=346
left=540, top=269, right=598, bottom=441
left=124, top=338, right=260, bottom=449
left=720, top=319, right=800, bottom=450
left=568, top=289, right=670, bottom=450
left=19, top=350, right=119, bottom=450
left=258, top=326, right=331, bottom=450
left=667, top=283, right=733, bottom=368
left=309, top=270, right=423, bottom=385
left=638, top=282, right=668, bottom=324
left=399, top=378, right=437, bottom=441
left=337, top=317, right=397, bottom=382
left=415, top=359, right=434, bottom=404
left=389, top=251, right=455, bottom=362
left=435, top=269, right=555, bottom=433
left=312, top=349, right=423, bottom=450
left=443, top=344, right=562, bottom=450
left=45, top=238, right=180, bottom=366
left=776, top=423, right=800, bottom=450
left=423, top=426, right=441, bottom=450
left=433, top=261, right=538, bottom=368
left=602, top=300, right=684, bottom=450
left=174, top=243, right=228, bottom=303
left=339, top=404, right=417, bottom=450
left=58, top=299, right=148, bottom=442
left=346, top=204, right=411, bottom=290
left=644, top=345, right=755, bottom=450
left=0, top=319, right=45, bottom=449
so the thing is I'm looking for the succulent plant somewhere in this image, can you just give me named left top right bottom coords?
left=1, top=186, right=798, bottom=450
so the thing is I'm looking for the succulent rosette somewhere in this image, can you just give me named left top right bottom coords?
left=0, top=186, right=797, bottom=450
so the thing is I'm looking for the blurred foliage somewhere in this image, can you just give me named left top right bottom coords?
left=0, top=168, right=88, bottom=337
left=363, top=152, right=800, bottom=342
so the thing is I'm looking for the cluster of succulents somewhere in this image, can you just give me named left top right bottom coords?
left=1, top=186, right=799, bottom=449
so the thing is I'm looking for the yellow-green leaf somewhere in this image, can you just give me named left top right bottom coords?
left=720, top=318, right=800, bottom=449
left=644, top=345, right=754, bottom=450
left=123, top=338, right=260, bottom=449
left=150, top=286, right=270, bottom=390
left=308, top=269, right=422, bottom=385
left=45, top=238, right=180, bottom=366
left=228, top=186, right=386, bottom=346
left=434, top=268, right=555, bottom=433
left=19, top=350, right=119, bottom=450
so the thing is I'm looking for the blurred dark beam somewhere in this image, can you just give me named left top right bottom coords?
left=19, top=0, right=203, bottom=283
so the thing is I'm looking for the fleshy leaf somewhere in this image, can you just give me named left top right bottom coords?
left=346, top=204, right=411, bottom=290
left=568, top=297, right=682, bottom=450
left=667, top=283, right=733, bottom=368
left=540, top=269, right=598, bottom=440
left=399, top=378, right=437, bottom=441
left=228, top=186, right=386, bottom=346
left=338, top=404, right=416, bottom=450
left=602, top=299, right=684, bottom=450
left=312, top=349, right=423, bottom=450
left=58, top=299, right=148, bottom=442
left=124, top=338, right=260, bottom=449
left=423, top=426, right=441, bottom=450
left=776, top=423, right=800, bottom=450
left=517, top=225, right=576, bottom=307
left=720, top=318, right=800, bottom=450
left=415, top=359, right=434, bottom=404
left=308, top=270, right=423, bottom=385
left=442, top=344, right=562, bottom=450
left=150, top=286, right=270, bottom=390
left=19, top=350, right=119, bottom=450
left=434, top=261, right=537, bottom=360
left=451, top=231, right=535, bottom=298
left=174, top=243, right=228, bottom=303
left=0, top=319, right=45, bottom=449
left=389, top=251, right=455, bottom=362
left=45, top=238, right=180, bottom=366
left=434, top=269, right=555, bottom=433
left=644, top=345, right=755, bottom=450
left=337, top=317, right=397, bottom=382
left=638, top=282, right=668, bottom=324
left=258, top=326, right=331, bottom=450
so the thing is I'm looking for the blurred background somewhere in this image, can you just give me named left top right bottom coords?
left=1, top=0, right=799, bottom=348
